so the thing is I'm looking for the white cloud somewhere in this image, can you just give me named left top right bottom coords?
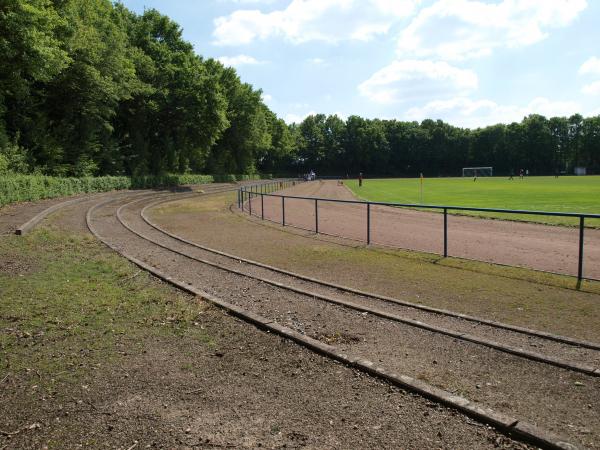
left=283, top=110, right=347, bottom=124
left=213, top=0, right=421, bottom=46
left=582, top=81, right=600, bottom=95
left=358, top=59, right=478, bottom=104
left=398, top=0, right=587, bottom=61
left=217, top=54, right=264, bottom=67
left=261, top=93, right=273, bottom=103
left=579, top=57, right=600, bottom=76
left=308, top=58, right=325, bottom=65
left=405, top=96, right=581, bottom=128
left=579, top=57, right=600, bottom=95
left=284, top=110, right=317, bottom=124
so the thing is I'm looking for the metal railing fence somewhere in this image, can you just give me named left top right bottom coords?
left=238, top=186, right=600, bottom=281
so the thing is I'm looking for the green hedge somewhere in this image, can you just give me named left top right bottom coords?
left=0, top=173, right=272, bottom=207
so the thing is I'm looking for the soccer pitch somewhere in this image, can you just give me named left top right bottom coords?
left=346, top=176, right=600, bottom=227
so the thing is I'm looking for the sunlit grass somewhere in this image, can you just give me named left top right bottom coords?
left=346, top=176, right=600, bottom=227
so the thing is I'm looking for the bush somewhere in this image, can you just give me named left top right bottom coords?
left=0, top=173, right=274, bottom=207
left=0, top=154, right=8, bottom=175
left=213, top=174, right=272, bottom=182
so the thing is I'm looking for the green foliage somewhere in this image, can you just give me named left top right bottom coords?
left=0, top=172, right=276, bottom=206
left=128, top=174, right=215, bottom=189
left=2, top=1, right=598, bottom=179
left=0, top=1, right=280, bottom=178
left=0, top=173, right=219, bottom=206
left=289, top=113, right=600, bottom=176
left=0, top=153, right=8, bottom=174
left=212, top=173, right=271, bottom=182
left=0, top=174, right=129, bottom=205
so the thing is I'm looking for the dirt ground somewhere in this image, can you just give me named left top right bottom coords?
left=0, top=194, right=531, bottom=449
left=250, top=180, right=600, bottom=279
left=90, top=192, right=597, bottom=448
left=0, top=194, right=92, bottom=235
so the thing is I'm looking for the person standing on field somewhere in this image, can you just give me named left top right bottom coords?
left=358, top=172, right=363, bottom=187
left=519, top=168, right=524, bottom=179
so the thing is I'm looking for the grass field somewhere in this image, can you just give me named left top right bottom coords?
left=346, top=176, right=600, bottom=227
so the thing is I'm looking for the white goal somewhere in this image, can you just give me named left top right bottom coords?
left=462, top=167, right=493, bottom=177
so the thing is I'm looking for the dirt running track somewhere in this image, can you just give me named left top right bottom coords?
left=254, top=181, right=600, bottom=279
left=2, top=186, right=598, bottom=448
left=0, top=190, right=534, bottom=449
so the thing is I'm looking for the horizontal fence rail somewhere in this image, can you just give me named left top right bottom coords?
left=239, top=184, right=600, bottom=281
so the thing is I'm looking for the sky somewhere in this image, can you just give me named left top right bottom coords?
left=120, top=0, right=600, bottom=128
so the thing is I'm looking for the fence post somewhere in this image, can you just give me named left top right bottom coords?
left=282, top=196, right=286, bottom=226
left=315, top=199, right=319, bottom=234
left=444, top=208, right=448, bottom=257
left=241, top=189, right=244, bottom=212
left=578, top=216, right=585, bottom=280
left=237, top=189, right=241, bottom=209
left=261, top=193, right=264, bottom=220
left=367, top=203, right=371, bottom=245
left=249, top=191, right=252, bottom=216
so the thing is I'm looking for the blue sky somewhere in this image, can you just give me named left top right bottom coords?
left=120, top=0, right=600, bottom=128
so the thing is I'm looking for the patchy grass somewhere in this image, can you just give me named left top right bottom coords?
left=152, top=192, right=237, bottom=215
left=0, top=228, right=215, bottom=393
left=288, top=242, right=600, bottom=340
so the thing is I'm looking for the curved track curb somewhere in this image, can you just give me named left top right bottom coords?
left=87, top=194, right=579, bottom=450
left=143, top=197, right=600, bottom=352
left=16, top=195, right=91, bottom=235
left=14, top=182, right=236, bottom=236
left=14, top=189, right=160, bottom=236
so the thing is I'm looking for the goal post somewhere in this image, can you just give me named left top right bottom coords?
left=462, top=167, right=493, bottom=177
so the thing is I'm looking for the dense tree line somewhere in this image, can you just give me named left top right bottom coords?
left=288, top=113, right=600, bottom=177
left=1, top=1, right=598, bottom=179
left=0, top=0, right=292, bottom=176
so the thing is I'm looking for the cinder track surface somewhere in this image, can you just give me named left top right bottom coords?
left=8, top=190, right=545, bottom=449
left=85, top=188, right=599, bottom=448
left=250, top=180, right=600, bottom=279
left=142, top=197, right=600, bottom=355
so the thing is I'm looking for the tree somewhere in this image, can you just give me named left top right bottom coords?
left=257, top=112, right=294, bottom=173
left=38, top=0, right=143, bottom=175
left=549, top=117, right=569, bottom=173
left=206, top=62, right=270, bottom=174
left=0, top=0, right=70, bottom=168
left=116, top=9, right=229, bottom=175
left=568, top=114, right=584, bottom=170
left=296, top=114, right=327, bottom=172
left=344, top=116, right=388, bottom=174
left=582, top=116, right=600, bottom=173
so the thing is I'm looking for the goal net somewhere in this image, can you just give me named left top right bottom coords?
left=462, top=167, right=493, bottom=177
